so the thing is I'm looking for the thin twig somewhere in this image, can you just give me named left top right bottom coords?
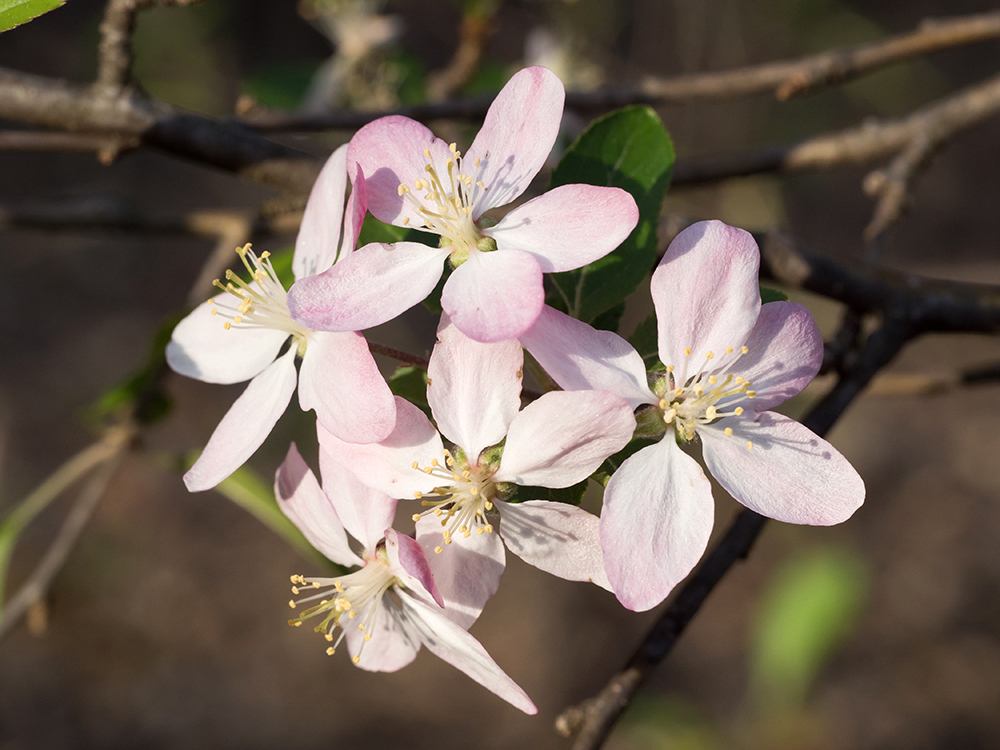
left=0, top=450, right=126, bottom=639
left=673, top=72, right=1000, bottom=186
left=426, top=7, right=496, bottom=102
left=240, top=11, right=1000, bottom=132
left=96, top=0, right=201, bottom=94
left=367, top=343, right=429, bottom=368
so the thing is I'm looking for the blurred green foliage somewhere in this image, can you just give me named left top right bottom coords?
left=0, top=0, right=63, bottom=32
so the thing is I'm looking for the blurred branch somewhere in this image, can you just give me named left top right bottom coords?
left=426, top=5, right=497, bottom=102
left=96, top=0, right=201, bottom=95
left=0, top=447, right=126, bottom=640
left=0, top=66, right=320, bottom=193
left=673, top=71, right=1000, bottom=185
left=556, top=230, right=1000, bottom=749
left=242, top=11, right=1000, bottom=132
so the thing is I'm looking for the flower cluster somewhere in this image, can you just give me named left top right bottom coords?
left=167, top=67, right=865, bottom=710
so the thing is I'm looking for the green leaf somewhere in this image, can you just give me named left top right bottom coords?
left=760, top=286, right=789, bottom=304
left=388, top=365, right=429, bottom=417
left=213, top=464, right=337, bottom=571
left=749, top=547, right=869, bottom=711
left=547, top=106, right=674, bottom=324
left=593, top=436, right=657, bottom=487
left=590, top=302, right=625, bottom=335
left=515, top=478, right=589, bottom=506
left=628, top=314, right=664, bottom=371
left=0, top=0, right=63, bottom=32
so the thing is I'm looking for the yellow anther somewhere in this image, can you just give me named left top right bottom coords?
left=210, top=308, right=218, bottom=316
left=403, top=217, right=410, bottom=226
left=431, top=459, right=439, bottom=467
left=741, top=346, right=749, bottom=354
left=358, top=624, right=365, bottom=632
left=474, top=158, right=481, bottom=166
left=353, top=656, right=361, bottom=664
left=233, top=316, right=242, bottom=325
left=326, top=647, right=335, bottom=656
left=706, top=351, right=714, bottom=360
left=658, top=399, right=668, bottom=410
left=708, top=376, right=717, bottom=384
left=746, top=441, right=753, bottom=450
left=414, top=491, right=422, bottom=499
left=735, top=377, right=744, bottom=384
left=423, top=467, right=433, bottom=474
left=725, top=347, right=733, bottom=354
left=476, top=528, right=484, bottom=535
left=291, top=586, right=300, bottom=595
left=434, top=508, right=442, bottom=517
left=223, top=322, right=232, bottom=330
left=397, top=184, right=409, bottom=195
left=434, top=546, right=443, bottom=554
left=470, top=486, right=478, bottom=496
left=313, top=582, right=320, bottom=588
left=462, top=470, right=471, bottom=479
left=484, top=524, right=494, bottom=533
left=666, top=365, right=674, bottom=372
left=458, top=525, right=468, bottom=534
left=411, top=461, right=419, bottom=469
left=484, top=501, right=493, bottom=511
left=449, top=142, right=458, bottom=154
left=724, top=427, right=733, bottom=436
left=288, top=600, right=296, bottom=609
left=735, top=407, right=744, bottom=416
left=684, top=347, right=692, bottom=356
left=364, top=634, right=371, bottom=642
left=412, top=513, right=421, bottom=522
left=325, top=633, right=334, bottom=642
left=293, top=621, right=302, bottom=627
left=423, top=148, right=431, bottom=158
left=747, top=391, right=757, bottom=399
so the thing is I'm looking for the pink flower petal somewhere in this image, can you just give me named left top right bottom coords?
left=495, top=499, right=610, bottom=590
left=316, top=450, right=398, bottom=557
left=342, top=159, right=367, bottom=253
left=427, top=315, right=523, bottom=461
left=274, top=443, right=363, bottom=568
left=384, top=528, right=444, bottom=608
left=344, top=600, right=421, bottom=673
left=183, top=348, right=298, bottom=492
left=318, top=397, right=444, bottom=500
left=699, top=412, right=865, bottom=525
left=486, top=184, right=638, bottom=272
left=727, top=302, right=824, bottom=412
left=293, top=144, right=348, bottom=281
left=288, top=240, right=450, bottom=333
left=441, top=248, right=544, bottom=343
left=166, top=297, right=288, bottom=385
left=652, top=220, right=761, bottom=370
left=416, top=514, right=505, bottom=629
left=601, top=440, right=715, bottom=611
left=347, top=115, right=454, bottom=227
left=519, top=305, right=656, bottom=410
left=464, top=66, right=564, bottom=217
left=494, top=390, right=635, bottom=488
left=399, top=594, right=538, bottom=714
left=297, top=331, right=396, bottom=444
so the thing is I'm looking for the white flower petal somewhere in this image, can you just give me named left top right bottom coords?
left=294, top=144, right=348, bottom=280
left=317, top=450, right=398, bottom=558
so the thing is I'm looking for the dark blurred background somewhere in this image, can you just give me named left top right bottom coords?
left=2, top=1, right=1000, bottom=748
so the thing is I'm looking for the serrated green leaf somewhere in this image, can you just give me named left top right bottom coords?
left=0, top=0, right=63, bottom=32
left=628, top=314, right=665, bottom=371
left=547, top=106, right=674, bottom=324
left=750, top=547, right=868, bottom=711
left=760, top=286, right=789, bottom=304
left=515, top=478, right=589, bottom=506
left=388, top=365, right=430, bottom=417
left=213, top=464, right=337, bottom=571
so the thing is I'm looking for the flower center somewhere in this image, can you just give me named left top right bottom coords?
left=210, top=243, right=310, bottom=353
left=396, top=143, right=490, bottom=260
left=409, top=448, right=496, bottom=553
left=655, top=346, right=758, bottom=447
left=287, top=548, right=398, bottom=663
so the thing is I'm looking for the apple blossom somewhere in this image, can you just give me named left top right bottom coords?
left=166, top=146, right=395, bottom=492
left=319, top=316, right=635, bottom=627
left=285, top=66, right=639, bottom=343
left=276, top=443, right=536, bottom=714
left=520, top=221, right=865, bottom=612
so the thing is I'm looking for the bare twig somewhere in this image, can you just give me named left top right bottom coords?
left=367, top=343, right=429, bottom=369
left=0, top=447, right=127, bottom=640
left=426, top=7, right=496, bottom=102
left=0, top=67, right=320, bottom=193
left=241, top=11, right=1000, bottom=132
left=96, top=0, right=201, bottom=94
left=674, top=72, right=1000, bottom=186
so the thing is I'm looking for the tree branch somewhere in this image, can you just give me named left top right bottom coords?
left=555, top=230, right=1000, bottom=749
left=241, top=11, right=1000, bottom=132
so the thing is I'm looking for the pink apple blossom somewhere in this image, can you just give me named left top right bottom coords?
left=285, top=66, right=640, bottom=343
left=166, top=145, right=395, bottom=492
left=319, top=315, right=635, bottom=627
left=521, top=220, right=866, bottom=612
left=276, top=444, right=536, bottom=713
